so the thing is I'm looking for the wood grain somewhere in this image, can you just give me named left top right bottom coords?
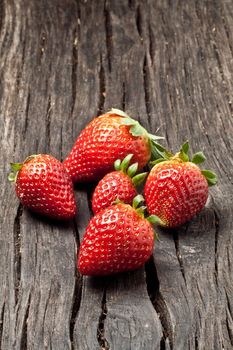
left=0, top=0, right=232, bottom=349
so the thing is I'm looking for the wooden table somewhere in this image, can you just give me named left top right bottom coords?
left=1, top=1, right=232, bottom=349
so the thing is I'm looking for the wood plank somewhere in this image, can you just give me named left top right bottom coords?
left=0, top=1, right=79, bottom=349
left=144, top=0, right=233, bottom=348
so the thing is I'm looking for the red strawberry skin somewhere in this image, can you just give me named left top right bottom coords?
left=15, top=154, right=77, bottom=220
left=78, top=203, right=154, bottom=276
left=92, top=171, right=137, bottom=214
left=144, top=160, right=208, bottom=228
left=63, top=113, right=151, bottom=183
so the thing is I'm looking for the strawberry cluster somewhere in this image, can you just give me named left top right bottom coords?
left=9, top=109, right=217, bottom=276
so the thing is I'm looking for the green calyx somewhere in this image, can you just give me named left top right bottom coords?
left=8, top=154, right=38, bottom=183
left=115, top=194, right=163, bottom=240
left=114, top=154, right=148, bottom=187
left=107, top=107, right=164, bottom=147
left=132, top=195, right=162, bottom=240
left=201, top=170, right=218, bottom=187
left=150, top=141, right=217, bottom=187
left=8, top=163, right=23, bottom=182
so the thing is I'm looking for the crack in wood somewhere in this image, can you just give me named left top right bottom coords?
left=195, top=331, right=199, bottom=350
left=148, top=24, right=154, bottom=65
left=104, top=1, right=113, bottom=72
left=97, top=287, right=109, bottom=350
left=71, top=26, right=78, bottom=116
left=122, top=81, right=126, bottom=110
left=136, top=5, right=143, bottom=39
left=128, top=0, right=135, bottom=10
left=70, top=273, right=82, bottom=349
left=145, top=256, right=174, bottom=349
left=23, top=91, right=30, bottom=137
left=98, top=56, right=105, bottom=115
left=45, top=95, right=52, bottom=153
left=20, top=25, right=26, bottom=69
left=173, top=230, right=187, bottom=285
left=77, top=0, right=81, bottom=22
left=0, top=0, right=4, bottom=34
left=14, top=203, right=23, bottom=306
left=70, top=219, right=83, bottom=349
left=213, top=209, right=219, bottom=285
left=0, top=302, right=5, bottom=348
left=20, top=293, right=31, bottom=350
left=143, top=54, right=152, bottom=124
left=72, top=217, right=80, bottom=259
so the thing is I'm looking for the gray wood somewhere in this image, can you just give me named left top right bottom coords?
left=0, top=1, right=232, bottom=350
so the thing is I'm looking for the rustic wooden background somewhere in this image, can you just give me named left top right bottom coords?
left=0, top=0, right=233, bottom=349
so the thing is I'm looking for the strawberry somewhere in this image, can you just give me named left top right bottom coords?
left=91, top=154, right=148, bottom=214
left=78, top=195, right=160, bottom=276
left=63, top=108, right=162, bottom=183
left=144, top=142, right=217, bottom=228
left=8, top=154, right=77, bottom=220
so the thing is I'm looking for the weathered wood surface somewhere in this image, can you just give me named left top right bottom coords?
left=0, top=0, right=232, bottom=349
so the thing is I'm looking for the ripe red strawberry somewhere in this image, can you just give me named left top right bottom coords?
left=8, top=154, right=77, bottom=220
left=63, top=108, right=162, bottom=183
left=78, top=195, right=160, bottom=276
left=144, top=142, right=217, bottom=228
left=92, top=154, right=148, bottom=214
